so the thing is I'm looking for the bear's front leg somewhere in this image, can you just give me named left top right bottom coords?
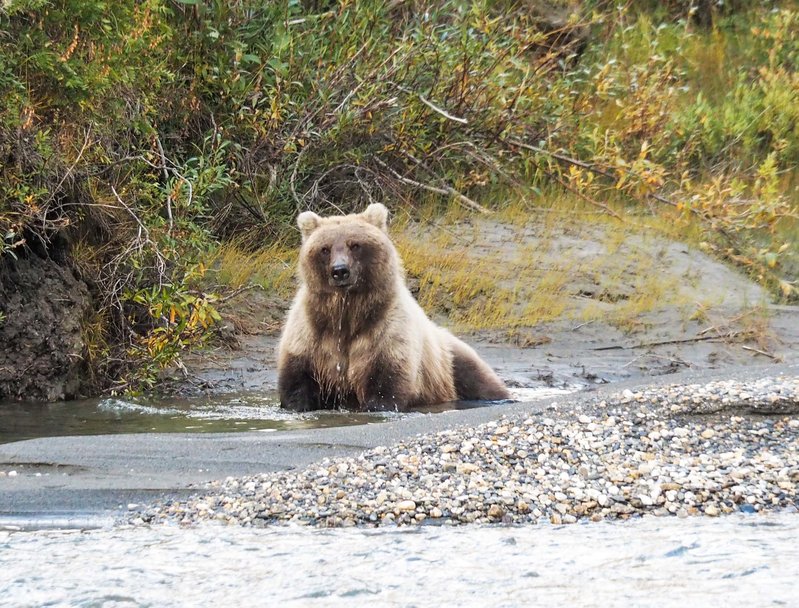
left=278, top=355, right=321, bottom=412
left=358, top=356, right=413, bottom=412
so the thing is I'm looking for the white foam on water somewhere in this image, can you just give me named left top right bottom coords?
left=97, top=397, right=299, bottom=422
left=184, top=403, right=296, bottom=422
left=508, top=386, right=578, bottom=402
left=96, top=399, right=184, bottom=417
left=1, top=512, right=797, bottom=607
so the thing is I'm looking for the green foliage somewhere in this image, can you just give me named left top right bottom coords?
left=527, top=1, right=798, bottom=297
left=120, top=264, right=221, bottom=391
left=0, top=0, right=797, bottom=392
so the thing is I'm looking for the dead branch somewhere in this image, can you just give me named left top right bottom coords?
left=622, top=352, right=689, bottom=369
left=396, top=85, right=468, bottom=125
left=373, top=157, right=490, bottom=214
left=505, top=136, right=609, bottom=175
left=286, top=10, right=335, bottom=26
left=505, top=136, right=678, bottom=208
left=593, top=333, right=739, bottom=351
left=216, top=284, right=266, bottom=303
left=741, top=345, right=780, bottom=360
left=110, top=185, right=167, bottom=286
left=550, top=172, right=622, bottom=220
left=154, top=135, right=174, bottom=233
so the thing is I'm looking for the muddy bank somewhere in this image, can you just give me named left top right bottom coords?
left=1, top=363, right=796, bottom=518
left=166, top=216, right=799, bottom=397
left=0, top=252, right=93, bottom=402
left=139, top=373, right=799, bottom=528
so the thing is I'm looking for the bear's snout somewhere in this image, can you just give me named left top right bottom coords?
left=331, top=263, right=351, bottom=283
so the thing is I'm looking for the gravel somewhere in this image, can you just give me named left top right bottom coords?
left=135, top=375, right=799, bottom=528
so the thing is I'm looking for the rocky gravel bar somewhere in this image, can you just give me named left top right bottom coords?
left=136, top=375, right=799, bottom=528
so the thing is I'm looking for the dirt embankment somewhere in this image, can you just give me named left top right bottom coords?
left=168, top=215, right=799, bottom=396
left=0, top=252, right=93, bottom=402
left=3, top=213, right=796, bottom=403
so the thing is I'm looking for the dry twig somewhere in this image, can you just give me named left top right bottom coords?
left=373, top=157, right=490, bottom=214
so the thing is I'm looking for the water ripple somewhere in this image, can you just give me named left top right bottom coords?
left=1, top=513, right=797, bottom=607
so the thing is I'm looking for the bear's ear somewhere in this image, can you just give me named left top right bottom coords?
left=361, top=203, right=388, bottom=233
left=297, top=211, right=321, bottom=241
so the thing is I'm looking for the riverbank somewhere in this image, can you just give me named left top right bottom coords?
left=165, top=210, right=799, bottom=398
left=3, top=208, right=799, bottom=525
left=1, top=364, right=793, bottom=522
left=136, top=371, right=798, bottom=528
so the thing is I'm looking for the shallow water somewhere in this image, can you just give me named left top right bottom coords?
left=1, top=513, right=797, bottom=607
left=0, top=392, right=380, bottom=445
left=0, top=386, right=573, bottom=445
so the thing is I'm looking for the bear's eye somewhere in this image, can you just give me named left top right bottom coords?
left=320, top=246, right=330, bottom=257
left=349, top=243, right=360, bottom=252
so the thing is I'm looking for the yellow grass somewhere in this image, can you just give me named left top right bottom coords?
left=207, top=190, right=722, bottom=336
left=394, top=191, right=699, bottom=334
left=209, top=239, right=297, bottom=297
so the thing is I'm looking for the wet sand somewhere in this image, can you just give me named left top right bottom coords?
left=1, top=363, right=797, bottom=522
left=2, top=217, right=798, bottom=524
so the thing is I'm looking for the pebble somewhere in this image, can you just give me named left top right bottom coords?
left=136, top=375, right=799, bottom=529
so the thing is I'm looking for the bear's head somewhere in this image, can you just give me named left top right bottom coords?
left=296, top=203, right=399, bottom=294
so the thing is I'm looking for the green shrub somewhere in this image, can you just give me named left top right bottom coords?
left=0, top=0, right=796, bottom=391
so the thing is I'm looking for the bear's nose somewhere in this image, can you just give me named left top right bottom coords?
left=331, top=264, right=350, bottom=281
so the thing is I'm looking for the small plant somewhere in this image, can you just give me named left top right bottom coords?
left=122, top=264, right=221, bottom=390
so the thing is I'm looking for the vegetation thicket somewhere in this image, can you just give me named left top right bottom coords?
left=0, top=0, right=796, bottom=390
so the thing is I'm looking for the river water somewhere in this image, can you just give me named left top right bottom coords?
left=1, top=512, right=797, bottom=607
left=0, top=387, right=574, bottom=444
left=0, top=392, right=379, bottom=444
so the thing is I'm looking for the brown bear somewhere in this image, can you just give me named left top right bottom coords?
left=277, top=203, right=510, bottom=412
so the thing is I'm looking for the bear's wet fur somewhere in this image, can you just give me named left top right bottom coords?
left=277, top=203, right=510, bottom=412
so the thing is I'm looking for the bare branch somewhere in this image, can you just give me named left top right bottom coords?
left=397, top=85, right=468, bottom=124
left=550, top=172, right=622, bottom=220
left=741, top=345, right=779, bottom=360
left=154, top=135, right=174, bottom=234
left=110, top=185, right=167, bottom=286
left=417, top=93, right=469, bottom=124
left=505, top=136, right=677, bottom=208
left=373, top=157, right=490, bottom=214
